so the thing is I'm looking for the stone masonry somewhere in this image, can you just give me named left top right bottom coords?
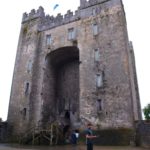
left=7, top=0, right=141, bottom=142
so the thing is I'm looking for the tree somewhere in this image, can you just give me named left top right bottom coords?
left=143, top=104, right=150, bottom=120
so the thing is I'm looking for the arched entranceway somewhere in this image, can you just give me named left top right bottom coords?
left=42, top=46, right=79, bottom=130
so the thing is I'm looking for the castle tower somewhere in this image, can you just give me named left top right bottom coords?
left=7, top=0, right=141, bottom=143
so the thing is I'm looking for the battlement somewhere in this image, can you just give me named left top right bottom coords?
left=38, top=8, right=81, bottom=31
left=22, top=0, right=122, bottom=31
left=22, top=6, right=45, bottom=22
left=80, top=0, right=111, bottom=9
left=22, top=6, right=81, bottom=26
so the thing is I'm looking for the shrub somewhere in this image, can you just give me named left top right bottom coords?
left=143, top=104, right=150, bottom=120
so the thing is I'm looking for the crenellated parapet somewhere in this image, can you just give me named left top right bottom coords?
left=38, top=8, right=81, bottom=31
left=22, top=6, right=45, bottom=23
left=80, top=0, right=111, bottom=9
left=22, top=0, right=121, bottom=31
left=22, top=5, right=81, bottom=30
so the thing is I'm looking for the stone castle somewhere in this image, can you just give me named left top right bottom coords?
left=7, top=0, right=142, bottom=143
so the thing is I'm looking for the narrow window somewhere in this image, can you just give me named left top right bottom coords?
left=25, top=82, right=29, bottom=95
left=68, top=28, right=76, bottom=40
left=23, top=108, right=27, bottom=120
left=92, top=8, right=96, bottom=16
left=94, top=48, right=100, bottom=62
left=27, top=60, right=32, bottom=73
left=65, top=110, right=70, bottom=119
left=92, top=24, right=98, bottom=36
left=96, top=74, right=103, bottom=88
left=46, top=34, right=52, bottom=45
left=96, top=99, right=102, bottom=112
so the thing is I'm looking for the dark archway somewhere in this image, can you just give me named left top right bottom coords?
left=42, top=46, right=79, bottom=129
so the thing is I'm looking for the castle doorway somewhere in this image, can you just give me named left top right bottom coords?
left=42, top=46, right=79, bottom=129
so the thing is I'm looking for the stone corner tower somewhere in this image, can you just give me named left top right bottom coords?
left=7, top=0, right=142, bottom=142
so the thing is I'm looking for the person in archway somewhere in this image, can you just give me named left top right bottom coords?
left=85, top=123, right=97, bottom=150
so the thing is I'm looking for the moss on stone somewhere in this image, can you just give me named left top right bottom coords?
left=23, top=25, right=28, bottom=35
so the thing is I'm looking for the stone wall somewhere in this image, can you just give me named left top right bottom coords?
left=136, top=121, right=150, bottom=148
left=7, top=12, right=42, bottom=136
left=79, top=128, right=134, bottom=146
left=7, top=0, right=141, bottom=141
left=22, top=0, right=122, bottom=32
left=0, top=121, right=7, bottom=142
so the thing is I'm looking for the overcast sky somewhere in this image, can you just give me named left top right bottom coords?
left=0, top=0, right=149, bottom=121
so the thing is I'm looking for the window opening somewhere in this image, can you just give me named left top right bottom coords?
left=68, top=28, right=76, bottom=40
left=92, top=8, right=96, bottom=16
left=46, top=34, right=52, bottom=45
left=25, top=82, right=29, bottom=95
left=92, top=24, right=98, bottom=36
left=94, top=48, right=100, bottom=62
left=96, top=99, right=102, bottom=111
left=96, top=74, right=103, bottom=88
left=23, top=108, right=27, bottom=120
left=27, top=60, right=32, bottom=73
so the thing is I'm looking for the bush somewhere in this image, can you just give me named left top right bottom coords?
left=143, top=104, right=150, bottom=120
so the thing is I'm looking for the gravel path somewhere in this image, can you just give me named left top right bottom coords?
left=0, top=144, right=148, bottom=150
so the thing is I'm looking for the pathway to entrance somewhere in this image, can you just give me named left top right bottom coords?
left=0, top=144, right=148, bottom=150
